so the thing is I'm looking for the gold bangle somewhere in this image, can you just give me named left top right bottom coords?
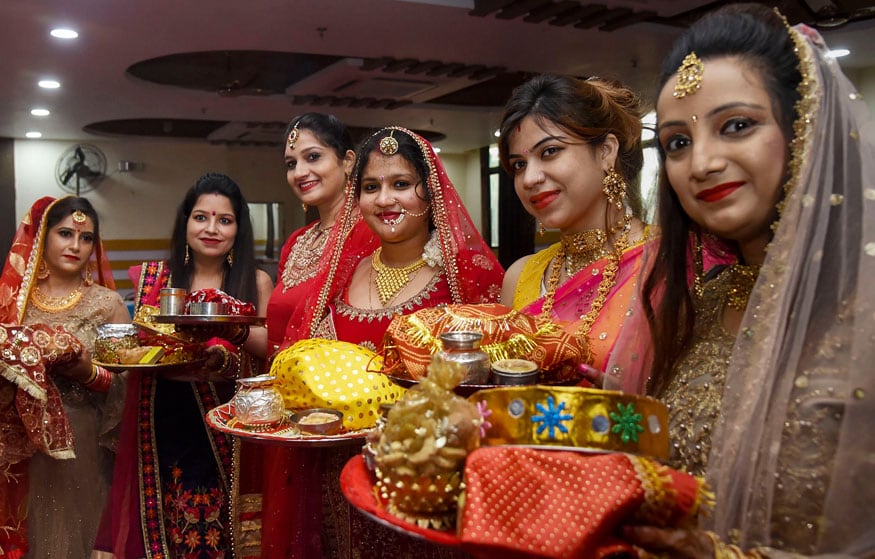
left=83, top=364, right=99, bottom=386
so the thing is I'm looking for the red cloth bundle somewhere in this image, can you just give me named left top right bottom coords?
left=459, top=447, right=710, bottom=559
left=185, top=288, right=256, bottom=316
left=0, top=323, right=83, bottom=466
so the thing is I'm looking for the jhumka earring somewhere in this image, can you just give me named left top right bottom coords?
left=83, top=262, right=95, bottom=287
left=602, top=167, right=626, bottom=210
left=226, top=249, right=234, bottom=267
left=302, top=203, right=308, bottom=213
left=674, top=52, right=704, bottom=99
left=37, top=260, right=50, bottom=280
left=538, top=222, right=546, bottom=236
left=184, top=244, right=191, bottom=266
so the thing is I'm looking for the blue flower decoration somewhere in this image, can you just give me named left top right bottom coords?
left=531, top=396, right=573, bottom=439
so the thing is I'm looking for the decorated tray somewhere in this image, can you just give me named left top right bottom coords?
left=340, top=454, right=463, bottom=548
left=93, top=357, right=208, bottom=374
left=153, top=315, right=265, bottom=326
left=206, top=403, right=372, bottom=447
left=385, top=369, right=585, bottom=397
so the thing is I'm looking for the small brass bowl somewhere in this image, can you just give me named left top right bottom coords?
left=290, top=408, right=343, bottom=436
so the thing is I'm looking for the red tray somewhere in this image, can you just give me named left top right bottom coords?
left=340, top=454, right=463, bottom=548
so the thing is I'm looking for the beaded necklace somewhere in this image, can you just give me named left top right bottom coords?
left=540, top=213, right=631, bottom=363
left=371, top=247, right=427, bottom=305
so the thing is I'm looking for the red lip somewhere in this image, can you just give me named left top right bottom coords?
left=696, top=181, right=744, bottom=202
left=530, top=190, right=560, bottom=210
left=200, top=238, right=221, bottom=245
left=378, top=211, right=401, bottom=220
left=298, top=180, right=318, bottom=193
left=62, top=255, right=80, bottom=261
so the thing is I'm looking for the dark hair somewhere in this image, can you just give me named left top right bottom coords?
left=353, top=128, right=432, bottom=206
left=283, top=112, right=355, bottom=161
left=168, top=172, right=258, bottom=304
left=45, top=196, right=101, bottom=242
left=498, top=74, right=645, bottom=218
left=643, top=3, right=803, bottom=394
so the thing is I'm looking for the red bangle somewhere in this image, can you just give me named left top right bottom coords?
left=84, top=365, right=113, bottom=393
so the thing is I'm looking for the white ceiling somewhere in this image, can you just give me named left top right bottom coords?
left=3, top=0, right=874, bottom=153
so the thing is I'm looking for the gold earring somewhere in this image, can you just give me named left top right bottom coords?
left=83, top=262, right=95, bottom=286
left=37, top=260, right=50, bottom=280
left=184, top=244, right=191, bottom=266
left=302, top=203, right=308, bottom=213
left=538, top=221, right=546, bottom=236
left=226, top=249, right=234, bottom=267
left=602, top=167, right=626, bottom=210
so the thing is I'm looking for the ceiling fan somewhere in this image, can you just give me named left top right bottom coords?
left=55, top=144, right=107, bottom=196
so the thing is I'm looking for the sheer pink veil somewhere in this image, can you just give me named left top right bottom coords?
left=704, top=26, right=875, bottom=551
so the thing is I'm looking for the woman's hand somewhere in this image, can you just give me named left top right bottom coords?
left=53, top=347, right=94, bottom=383
left=623, top=525, right=716, bottom=559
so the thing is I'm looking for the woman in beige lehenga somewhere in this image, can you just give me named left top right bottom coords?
left=0, top=196, right=129, bottom=558
left=614, top=4, right=875, bottom=557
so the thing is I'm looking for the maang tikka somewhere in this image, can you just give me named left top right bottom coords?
left=674, top=52, right=704, bottom=99
left=379, top=130, right=399, bottom=156
left=287, top=122, right=300, bottom=149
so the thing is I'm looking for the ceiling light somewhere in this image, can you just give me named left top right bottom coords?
left=25, top=132, right=42, bottom=139
left=434, top=147, right=442, bottom=153
left=50, top=28, right=78, bottom=39
left=493, top=129, right=500, bottom=138
left=30, top=108, right=50, bottom=117
left=827, top=48, right=850, bottom=58
left=38, top=80, right=61, bottom=89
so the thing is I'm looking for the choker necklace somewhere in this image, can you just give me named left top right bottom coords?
left=31, top=284, right=83, bottom=313
left=562, top=229, right=607, bottom=276
left=725, top=263, right=761, bottom=311
left=371, top=247, right=427, bottom=305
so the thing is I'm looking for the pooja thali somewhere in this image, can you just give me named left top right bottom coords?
left=93, top=357, right=208, bottom=374
left=340, top=455, right=463, bottom=547
left=206, top=403, right=372, bottom=447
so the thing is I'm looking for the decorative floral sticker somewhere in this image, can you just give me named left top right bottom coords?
left=531, top=396, right=573, bottom=439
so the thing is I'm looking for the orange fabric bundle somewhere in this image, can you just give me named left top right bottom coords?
left=459, top=447, right=710, bottom=559
left=381, top=303, right=581, bottom=381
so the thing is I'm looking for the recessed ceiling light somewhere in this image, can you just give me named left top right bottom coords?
left=827, top=48, right=850, bottom=58
left=50, top=28, right=78, bottom=39
left=38, top=80, right=61, bottom=89
left=434, top=147, right=442, bottom=153
left=25, top=132, right=43, bottom=139
left=31, top=108, right=50, bottom=117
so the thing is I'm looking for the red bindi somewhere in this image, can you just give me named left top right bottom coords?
left=211, top=211, right=216, bottom=216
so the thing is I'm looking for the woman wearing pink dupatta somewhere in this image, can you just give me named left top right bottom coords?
left=498, top=74, right=654, bottom=374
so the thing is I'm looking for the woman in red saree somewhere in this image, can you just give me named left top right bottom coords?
left=262, top=127, right=503, bottom=559
left=498, top=75, right=654, bottom=375
left=0, top=196, right=128, bottom=558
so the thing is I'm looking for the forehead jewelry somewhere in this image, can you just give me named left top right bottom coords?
left=379, top=130, right=399, bottom=156
left=287, top=121, right=300, bottom=149
left=72, top=210, right=87, bottom=223
left=674, top=52, right=704, bottom=99
left=691, top=115, right=698, bottom=122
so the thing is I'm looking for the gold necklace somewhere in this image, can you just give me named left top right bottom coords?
left=562, top=229, right=607, bottom=276
left=725, top=263, right=761, bottom=311
left=31, top=284, right=83, bottom=313
left=540, top=214, right=631, bottom=364
left=281, top=223, right=331, bottom=292
left=371, top=247, right=427, bottom=305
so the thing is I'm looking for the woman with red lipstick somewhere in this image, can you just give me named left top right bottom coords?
left=97, top=173, right=273, bottom=558
left=497, top=74, right=653, bottom=375
left=0, top=196, right=128, bottom=557
left=616, top=4, right=875, bottom=556
left=272, top=126, right=502, bottom=559
left=266, top=112, right=377, bottom=355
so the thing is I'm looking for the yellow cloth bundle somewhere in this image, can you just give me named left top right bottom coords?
left=270, top=339, right=404, bottom=431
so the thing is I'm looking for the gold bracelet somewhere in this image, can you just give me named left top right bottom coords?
left=705, top=531, right=763, bottom=559
left=83, top=364, right=99, bottom=386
